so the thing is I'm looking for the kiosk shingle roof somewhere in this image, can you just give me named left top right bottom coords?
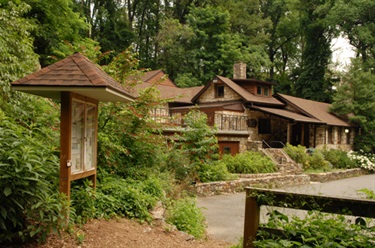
left=12, top=53, right=134, bottom=102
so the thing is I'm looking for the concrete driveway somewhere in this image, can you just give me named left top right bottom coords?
left=197, top=174, right=375, bottom=244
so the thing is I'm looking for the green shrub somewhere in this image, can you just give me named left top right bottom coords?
left=71, top=175, right=165, bottom=223
left=283, top=143, right=309, bottom=167
left=284, top=144, right=331, bottom=171
left=255, top=210, right=375, bottom=247
left=321, top=148, right=357, bottom=169
left=197, top=161, right=235, bottom=182
left=0, top=113, right=67, bottom=244
left=166, top=197, right=206, bottom=239
left=306, top=149, right=331, bottom=171
left=222, top=151, right=277, bottom=174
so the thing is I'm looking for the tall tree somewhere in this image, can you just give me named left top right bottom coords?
left=157, top=5, right=262, bottom=86
left=294, top=0, right=336, bottom=102
left=15, top=0, right=89, bottom=66
left=330, top=0, right=375, bottom=69
left=211, top=0, right=271, bottom=78
left=260, top=0, right=300, bottom=82
left=331, top=59, right=375, bottom=153
left=74, top=0, right=134, bottom=62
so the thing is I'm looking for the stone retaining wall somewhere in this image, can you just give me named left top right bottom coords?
left=193, top=169, right=369, bottom=197
left=193, top=174, right=310, bottom=197
left=308, top=168, right=367, bottom=182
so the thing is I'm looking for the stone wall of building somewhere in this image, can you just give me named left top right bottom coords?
left=198, top=83, right=242, bottom=103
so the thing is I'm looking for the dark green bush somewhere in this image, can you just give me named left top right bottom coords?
left=0, top=112, right=67, bottom=243
left=71, top=175, right=165, bottom=223
left=321, top=148, right=357, bottom=169
left=222, top=151, right=277, bottom=174
left=166, top=197, right=206, bottom=239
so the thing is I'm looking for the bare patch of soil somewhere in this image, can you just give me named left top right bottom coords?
left=13, top=218, right=231, bottom=248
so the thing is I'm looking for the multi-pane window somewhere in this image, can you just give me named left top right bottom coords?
left=256, top=86, right=270, bottom=96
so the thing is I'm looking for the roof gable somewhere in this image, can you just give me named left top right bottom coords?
left=192, top=76, right=284, bottom=107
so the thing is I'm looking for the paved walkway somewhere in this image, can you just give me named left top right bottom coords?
left=197, top=174, right=375, bottom=244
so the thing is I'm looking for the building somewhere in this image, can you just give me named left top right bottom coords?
left=129, top=63, right=355, bottom=156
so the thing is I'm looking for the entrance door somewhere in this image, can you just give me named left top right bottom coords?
left=219, top=141, right=239, bottom=156
left=291, top=123, right=309, bottom=147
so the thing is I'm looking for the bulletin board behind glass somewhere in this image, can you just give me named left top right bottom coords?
left=71, top=99, right=97, bottom=174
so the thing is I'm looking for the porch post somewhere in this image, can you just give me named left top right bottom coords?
left=287, top=123, right=291, bottom=144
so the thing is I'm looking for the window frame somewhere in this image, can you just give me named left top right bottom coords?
left=216, top=85, right=225, bottom=98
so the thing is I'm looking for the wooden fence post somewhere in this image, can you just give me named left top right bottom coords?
left=243, top=189, right=260, bottom=248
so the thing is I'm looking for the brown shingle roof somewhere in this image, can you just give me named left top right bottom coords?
left=133, top=82, right=203, bottom=104
left=276, top=93, right=351, bottom=127
left=251, top=106, right=324, bottom=124
left=11, top=53, right=134, bottom=102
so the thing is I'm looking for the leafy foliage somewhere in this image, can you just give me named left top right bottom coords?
left=197, top=162, right=235, bottom=183
left=255, top=210, right=375, bottom=247
left=331, top=59, right=375, bottom=153
left=166, top=197, right=206, bottom=239
left=284, top=144, right=331, bottom=171
left=71, top=174, right=165, bottom=223
left=0, top=2, right=39, bottom=85
left=0, top=112, right=67, bottom=243
left=171, top=109, right=219, bottom=182
left=358, top=188, right=375, bottom=200
left=321, top=147, right=357, bottom=169
left=221, top=151, right=277, bottom=174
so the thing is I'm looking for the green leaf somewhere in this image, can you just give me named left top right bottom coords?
left=0, top=207, right=7, bottom=219
left=4, top=187, right=12, bottom=196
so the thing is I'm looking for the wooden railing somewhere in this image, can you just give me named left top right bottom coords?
left=150, top=108, right=249, bottom=131
left=243, top=187, right=375, bottom=248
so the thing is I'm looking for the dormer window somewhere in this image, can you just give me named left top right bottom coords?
left=264, top=87, right=269, bottom=96
left=256, top=85, right=270, bottom=96
left=216, top=85, right=224, bottom=98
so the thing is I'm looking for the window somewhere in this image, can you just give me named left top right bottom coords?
left=264, top=86, right=269, bottom=96
left=257, top=86, right=262, bottom=95
left=216, top=85, right=224, bottom=97
left=258, top=118, right=271, bottom=134
left=223, top=146, right=231, bottom=154
left=328, top=126, right=333, bottom=144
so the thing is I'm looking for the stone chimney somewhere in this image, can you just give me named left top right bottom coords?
left=233, top=62, right=247, bottom=79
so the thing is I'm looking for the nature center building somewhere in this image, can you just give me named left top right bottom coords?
left=129, top=63, right=355, bottom=156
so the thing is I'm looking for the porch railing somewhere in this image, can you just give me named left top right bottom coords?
left=150, top=108, right=249, bottom=131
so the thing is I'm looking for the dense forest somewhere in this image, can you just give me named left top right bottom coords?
left=0, top=0, right=374, bottom=245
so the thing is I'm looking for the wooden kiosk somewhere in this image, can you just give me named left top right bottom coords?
left=11, top=53, right=134, bottom=198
